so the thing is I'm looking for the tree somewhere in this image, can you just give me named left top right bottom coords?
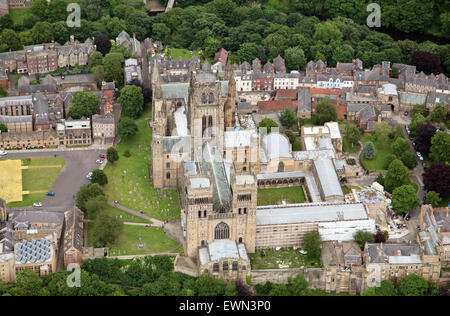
left=195, top=274, right=225, bottom=296
left=429, top=105, right=447, bottom=123
left=94, top=35, right=112, bottom=56
left=424, top=191, right=442, bottom=208
left=236, top=42, right=259, bottom=63
left=107, top=147, right=119, bottom=164
left=103, top=52, right=124, bottom=73
left=398, top=274, right=430, bottom=296
left=391, top=185, right=420, bottom=215
left=0, top=29, right=22, bottom=51
left=415, top=122, right=436, bottom=156
left=353, top=230, right=373, bottom=250
left=362, top=141, right=376, bottom=160
left=105, top=64, right=124, bottom=88
left=375, top=173, right=384, bottom=186
left=302, top=231, right=322, bottom=260
left=373, top=122, right=391, bottom=149
left=384, top=154, right=397, bottom=170
left=430, top=131, right=450, bottom=164
left=279, top=108, right=298, bottom=129
left=31, top=22, right=54, bottom=44
left=204, top=37, right=221, bottom=59
left=68, top=91, right=101, bottom=119
left=118, top=117, right=138, bottom=139
left=411, top=51, right=442, bottom=75
left=363, top=280, right=397, bottom=296
left=285, top=46, right=306, bottom=70
left=91, top=169, right=108, bottom=186
left=409, top=113, right=427, bottom=138
left=11, top=270, right=44, bottom=296
left=423, top=162, right=450, bottom=198
left=76, top=183, right=105, bottom=212
left=400, top=152, right=418, bottom=169
left=391, top=66, right=399, bottom=78
left=152, top=23, right=171, bottom=44
left=312, top=98, right=337, bottom=125
left=118, top=85, right=144, bottom=119
left=84, top=195, right=107, bottom=219
left=258, top=118, right=278, bottom=134
left=384, top=159, right=410, bottom=193
left=373, top=231, right=386, bottom=243
left=313, top=21, right=343, bottom=44
left=344, top=124, right=361, bottom=148
left=92, top=65, right=105, bottom=89
left=46, top=0, right=69, bottom=23
left=391, top=137, right=409, bottom=157
left=31, top=0, right=48, bottom=20
left=0, top=123, right=7, bottom=133
left=92, top=210, right=123, bottom=247
left=411, top=104, right=429, bottom=118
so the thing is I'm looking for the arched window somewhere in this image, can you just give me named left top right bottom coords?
left=232, top=261, right=238, bottom=271
left=214, top=222, right=230, bottom=240
left=208, top=92, right=214, bottom=103
left=166, top=172, right=170, bottom=179
left=238, top=237, right=243, bottom=243
left=201, top=240, right=206, bottom=247
left=201, top=93, right=207, bottom=103
left=278, top=161, right=284, bottom=172
left=213, top=263, right=219, bottom=272
left=223, top=262, right=228, bottom=271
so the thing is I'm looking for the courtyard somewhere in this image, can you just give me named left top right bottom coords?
left=257, top=186, right=307, bottom=206
left=249, top=248, right=321, bottom=270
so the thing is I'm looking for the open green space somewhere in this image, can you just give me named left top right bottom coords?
left=257, top=186, right=307, bottom=206
left=343, top=136, right=361, bottom=154
left=102, top=205, right=152, bottom=224
left=360, top=135, right=395, bottom=171
left=9, top=8, right=33, bottom=24
left=102, top=109, right=181, bottom=222
left=7, top=157, right=65, bottom=207
left=88, top=224, right=179, bottom=256
left=249, top=248, right=321, bottom=270
left=165, top=47, right=199, bottom=60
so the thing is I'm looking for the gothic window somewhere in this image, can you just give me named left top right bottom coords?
left=201, top=240, right=205, bottom=247
left=201, top=93, right=207, bottom=103
left=238, top=237, right=243, bottom=243
left=213, top=263, right=219, bottom=272
left=278, top=161, right=284, bottom=172
left=198, top=211, right=201, bottom=218
left=214, top=222, right=230, bottom=240
left=204, top=210, right=207, bottom=217
left=223, top=262, right=228, bottom=271
left=202, top=116, right=206, bottom=136
left=208, top=92, right=214, bottom=103
left=232, top=262, right=238, bottom=271
left=166, top=172, right=170, bottom=179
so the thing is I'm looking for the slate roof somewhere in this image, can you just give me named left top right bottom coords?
left=63, top=207, right=84, bottom=252
left=297, top=87, right=311, bottom=112
left=366, top=243, right=422, bottom=264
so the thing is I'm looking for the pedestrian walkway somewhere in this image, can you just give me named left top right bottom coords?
left=107, top=201, right=164, bottom=227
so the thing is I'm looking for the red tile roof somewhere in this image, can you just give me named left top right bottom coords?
left=310, top=88, right=342, bottom=95
left=257, top=100, right=297, bottom=111
left=276, top=89, right=298, bottom=100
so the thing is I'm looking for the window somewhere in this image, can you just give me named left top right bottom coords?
left=204, top=210, right=207, bottom=217
left=213, top=263, right=219, bottom=272
left=223, top=262, right=228, bottom=271
left=208, top=92, right=214, bottom=103
left=214, top=222, right=230, bottom=239
left=238, top=237, right=243, bottom=243
left=201, top=93, right=207, bottom=103
left=166, top=172, right=170, bottom=179
left=232, top=262, right=238, bottom=271
left=198, top=211, right=201, bottom=218
left=243, top=208, right=247, bottom=214
left=166, top=163, right=170, bottom=168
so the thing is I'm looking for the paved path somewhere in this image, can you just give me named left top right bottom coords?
left=109, top=252, right=178, bottom=260
left=107, top=201, right=164, bottom=227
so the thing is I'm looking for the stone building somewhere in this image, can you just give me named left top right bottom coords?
left=14, top=236, right=57, bottom=277
left=0, top=95, right=33, bottom=117
left=0, top=129, right=58, bottom=150
left=92, top=113, right=115, bottom=144
left=56, top=118, right=92, bottom=146
left=0, top=115, right=32, bottom=133
left=57, top=37, right=94, bottom=69
left=63, top=207, right=84, bottom=269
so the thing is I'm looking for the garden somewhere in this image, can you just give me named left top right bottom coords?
left=249, top=247, right=321, bottom=270
left=257, top=186, right=307, bottom=206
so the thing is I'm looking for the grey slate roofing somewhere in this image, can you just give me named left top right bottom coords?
left=398, top=91, right=427, bottom=105
left=183, top=161, right=197, bottom=176
left=198, top=239, right=249, bottom=265
left=366, top=243, right=422, bottom=264
left=15, top=237, right=52, bottom=265
left=0, top=115, right=32, bottom=124
left=313, top=159, right=344, bottom=199
left=297, top=87, right=311, bottom=112
left=256, top=202, right=368, bottom=226
left=427, top=92, right=449, bottom=106
left=9, top=211, right=63, bottom=227
left=92, top=113, right=115, bottom=124
left=162, top=136, right=190, bottom=153
left=199, top=142, right=231, bottom=213
left=346, top=103, right=376, bottom=122
left=32, top=92, right=48, bottom=115
left=161, top=83, right=190, bottom=105
left=63, top=207, right=84, bottom=252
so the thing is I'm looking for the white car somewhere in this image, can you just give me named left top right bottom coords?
left=33, top=202, right=42, bottom=207
left=0, top=150, right=7, bottom=156
left=86, top=172, right=93, bottom=180
left=96, top=159, right=103, bottom=164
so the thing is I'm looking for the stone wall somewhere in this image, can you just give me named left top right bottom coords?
left=250, top=268, right=325, bottom=289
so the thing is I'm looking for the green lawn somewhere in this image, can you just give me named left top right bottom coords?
left=9, top=8, right=33, bottom=24
left=249, top=248, right=321, bottom=270
left=7, top=157, right=65, bottom=207
left=102, top=109, right=181, bottom=221
left=89, top=224, right=179, bottom=256
left=257, top=186, right=307, bottom=206
left=102, top=205, right=152, bottom=224
left=166, top=47, right=199, bottom=60
left=343, top=136, right=360, bottom=154
left=360, top=136, right=394, bottom=170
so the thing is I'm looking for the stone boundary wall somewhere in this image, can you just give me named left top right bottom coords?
left=250, top=268, right=325, bottom=289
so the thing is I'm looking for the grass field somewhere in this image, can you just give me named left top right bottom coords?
left=88, top=224, right=179, bottom=256
left=0, top=160, right=22, bottom=203
left=9, top=8, right=33, bottom=24
left=249, top=248, right=321, bottom=270
left=343, top=136, right=361, bottom=154
left=166, top=47, right=199, bottom=60
left=360, top=135, right=395, bottom=170
left=257, top=186, right=307, bottom=206
left=102, top=109, right=181, bottom=221
left=88, top=204, right=152, bottom=224
left=6, top=157, right=65, bottom=207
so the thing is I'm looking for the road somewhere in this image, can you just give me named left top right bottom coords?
left=4, top=149, right=105, bottom=212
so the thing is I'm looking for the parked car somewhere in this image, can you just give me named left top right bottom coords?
left=33, top=202, right=42, bottom=207
left=0, top=150, right=7, bottom=156
left=96, top=159, right=103, bottom=164
left=404, top=214, right=411, bottom=221
left=99, top=154, right=106, bottom=159
left=86, top=172, right=93, bottom=180
left=46, top=191, right=55, bottom=196
left=404, top=111, right=408, bottom=116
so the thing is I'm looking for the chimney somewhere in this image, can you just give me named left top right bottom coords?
left=70, top=35, right=74, bottom=43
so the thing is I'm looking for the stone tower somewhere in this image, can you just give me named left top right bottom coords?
left=187, top=71, right=224, bottom=158
left=224, top=63, right=236, bottom=128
